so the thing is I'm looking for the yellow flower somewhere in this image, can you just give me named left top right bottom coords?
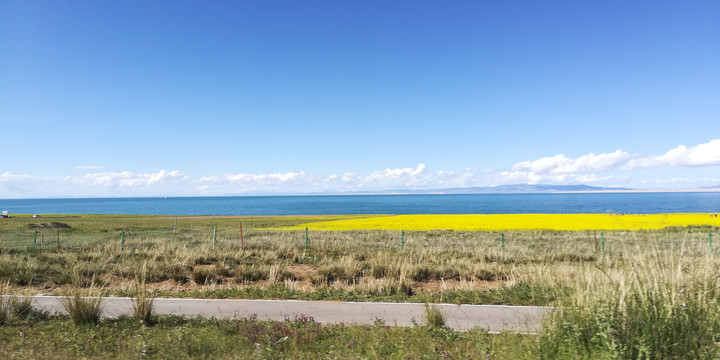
left=275, top=213, right=720, bottom=231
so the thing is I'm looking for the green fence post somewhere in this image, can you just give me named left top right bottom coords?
left=305, top=227, right=308, bottom=249
left=601, top=232, right=604, bottom=254
left=213, top=225, right=217, bottom=248
left=501, top=233, right=505, bottom=250
left=710, top=233, right=713, bottom=254
left=121, top=231, right=125, bottom=251
left=33, top=230, right=37, bottom=250
left=402, top=230, right=405, bottom=250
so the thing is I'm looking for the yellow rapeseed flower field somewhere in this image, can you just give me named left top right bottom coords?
left=279, top=213, right=720, bottom=231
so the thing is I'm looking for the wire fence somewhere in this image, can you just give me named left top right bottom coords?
left=0, top=225, right=715, bottom=257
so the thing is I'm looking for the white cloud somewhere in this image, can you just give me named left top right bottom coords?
left=626, top=139, right=720, bottom=169
left=198, top=171, right=307, bottom=185
left=512, top=150, right=632, bottom=175
left=365, top=163, right=426, bottom=181
left=1, top=172, right=32, bottom=180
left=79, top=170, right=187, bottom=188
left=194, top=164, right=430, bottom=193
left=503, top=139, right=720, bottom=185
left=2, top=139, right=720, bottom=198
left=359, top=164, right=427, bottom=188
left=195, top=171, right=313, bottom=193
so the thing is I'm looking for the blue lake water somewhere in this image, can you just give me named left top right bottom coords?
left=1, top=193, right=719, bottom=215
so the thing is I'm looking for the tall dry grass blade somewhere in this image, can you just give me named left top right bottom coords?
left=132, top=263, right=155, bottom=325
left=424, top=303, right=447, bottom=328
left=60, top=287, right=104, bottom=326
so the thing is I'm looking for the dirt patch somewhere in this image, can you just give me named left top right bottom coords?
left=283, top=264, right=318, bottom=292
left=413, top=279, right=504, bottom=294
left=286, top=264, right=318, bottom=281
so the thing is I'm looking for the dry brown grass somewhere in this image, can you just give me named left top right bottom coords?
left=1, top=220, right=717, bottom=305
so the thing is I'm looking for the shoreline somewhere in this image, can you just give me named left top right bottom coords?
left=1, top=188, right=720, bottom=200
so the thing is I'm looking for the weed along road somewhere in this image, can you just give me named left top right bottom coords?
left=25, top=295, right=552, bottom=332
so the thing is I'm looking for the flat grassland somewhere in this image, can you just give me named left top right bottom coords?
left=1, top=214, right=719, bottom=359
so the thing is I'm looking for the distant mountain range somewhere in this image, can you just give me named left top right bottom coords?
left=432, top=184, right=632, bottom=194
left=318, top=184, right=633, bottom=195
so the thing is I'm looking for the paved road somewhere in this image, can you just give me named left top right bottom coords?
left=21, top=295, right=551, bottom=332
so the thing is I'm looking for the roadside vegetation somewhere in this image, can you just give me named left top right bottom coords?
left=1, top=215, right=719, bottom=358
left=0, top=312, right=539, bottom=359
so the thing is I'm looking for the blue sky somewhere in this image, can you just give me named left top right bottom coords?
left=1, top=1, right=719, bottom=198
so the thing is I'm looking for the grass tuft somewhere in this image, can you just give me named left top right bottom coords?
left=60, top=288, right=104, bottom=325
left=424, top=303, right=447, bottom=328
left=540, top=250, right=720, bottom=359
left=131, top=265, right=155, bottom=326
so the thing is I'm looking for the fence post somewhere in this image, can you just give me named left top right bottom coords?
left=33, top=230, right=37, bottom=250
left=501, top=233, right=505, bottom=250
left=121, top=231, right=125, bottom=251
left=710, top=233, right=713, bottom=254
left=213, top=225, right=217, bottom=248
left=240, top=222, right=244, bottom=250
left=601, top=232, right=604, bottom=254
left=594, top=230, right=598, bottom=254
left=305, top=227, right=308, bottom=249
left=401, top=230, right=405, bottom=250
left=174, top=217, right=177, bottom=236
left=57, top=228, right=60, bottom=251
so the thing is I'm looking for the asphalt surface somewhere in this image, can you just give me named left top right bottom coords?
left=21, top=295, right=552, bottom=332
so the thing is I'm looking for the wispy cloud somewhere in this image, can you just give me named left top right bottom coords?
left=196, top=171, right=312, bottom=193
left=0, top=170, right=191, bottom=198
left=194, top=164, right=431, bottom=193
left=79, top=170, right=187, bottom=188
